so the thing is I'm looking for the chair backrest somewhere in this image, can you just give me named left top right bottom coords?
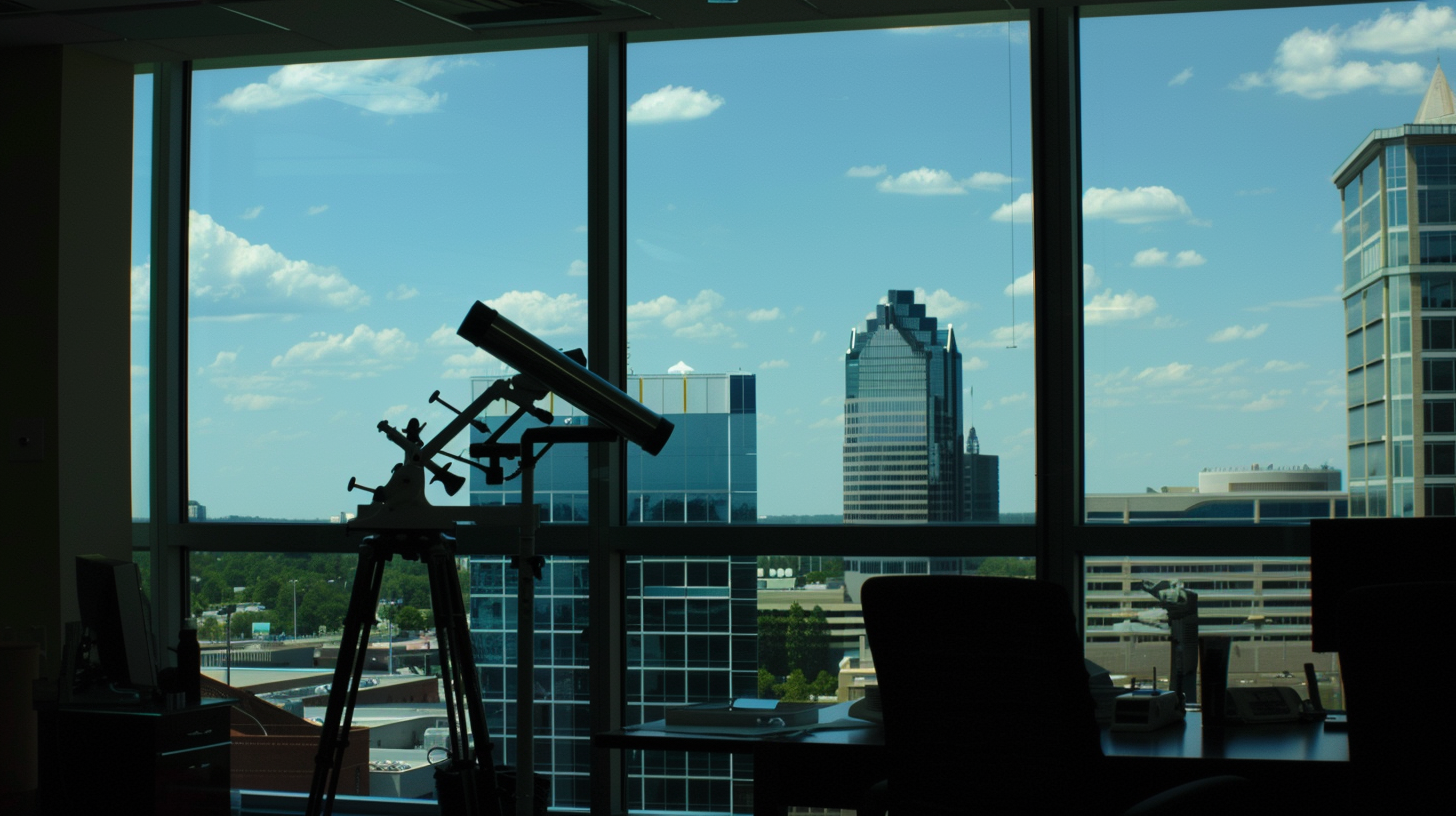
left=861, top=575, right=1102, bottom=811
left=1338, top=581, right=1453, bottom=769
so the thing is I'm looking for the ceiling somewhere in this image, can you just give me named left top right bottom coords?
left=0, top=0, right=1052, bottom=64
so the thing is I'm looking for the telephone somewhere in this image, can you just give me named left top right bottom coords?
left=1224, top=686, right=1303, bottom=724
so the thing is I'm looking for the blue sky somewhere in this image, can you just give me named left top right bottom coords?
left=131, top=3, right=1454, bottom=519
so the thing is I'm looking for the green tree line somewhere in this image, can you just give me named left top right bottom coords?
left=757, top=602, right=837, bottom=701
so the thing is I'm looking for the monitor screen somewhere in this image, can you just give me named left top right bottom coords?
left=75, top=554, right=157, bottom=691
left=1310, top=517, right=1456, bottom=653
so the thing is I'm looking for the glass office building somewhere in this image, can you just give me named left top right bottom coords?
left=1336, top=64, right=1456, bottom=517
left=843, top=290, right=965, bottom=523
left=468, top=371, right=758, bottom=811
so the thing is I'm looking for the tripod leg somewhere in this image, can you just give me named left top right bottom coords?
left=428, top=536, right=503, bottom=816
left=306, top=540, right=389, bottom=816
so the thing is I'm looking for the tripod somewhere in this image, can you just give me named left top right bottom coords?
left=305, top=530, right=501, bottom=816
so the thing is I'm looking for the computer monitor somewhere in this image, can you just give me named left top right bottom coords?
left=75, top=554, right=158, bottom=692
left=1309, top=517, right=1456, bottom=653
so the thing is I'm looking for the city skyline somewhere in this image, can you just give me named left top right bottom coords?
left=128, top=3, right=1456, bottom=520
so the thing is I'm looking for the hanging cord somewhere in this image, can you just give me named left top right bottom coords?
left=1005, top=4, right=1019, bottom=348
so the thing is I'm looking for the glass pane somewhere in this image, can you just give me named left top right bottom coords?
left=625, top=553, right=1031, bottom=813
left=1084, top=557, right=1341, bottom=710
left=1080, top=3, right=1438, bottom=522
left=627, top=23, right=1033, bottom=524
left=187, top=50, right=586, bottom=521
left=132, top=73, right=152, bottom=521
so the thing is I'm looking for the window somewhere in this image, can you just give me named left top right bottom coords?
left=1081, top=6, right=1350, bottom=519
left=127, top=4, right=1455, bottom=812
left=187, top=49, right=587, bottom=521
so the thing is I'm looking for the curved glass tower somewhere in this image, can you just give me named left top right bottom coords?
left=1335, top=64, right=1456, bottom=517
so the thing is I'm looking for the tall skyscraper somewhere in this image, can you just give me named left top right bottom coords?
left=467, top=371, right=758, bottom=811
left=843, top=290, right=964, bottom=523
left=1335, top=64, right=1456, bottom=517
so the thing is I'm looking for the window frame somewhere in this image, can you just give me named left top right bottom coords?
left=134, top=6, right=1323, bottom=813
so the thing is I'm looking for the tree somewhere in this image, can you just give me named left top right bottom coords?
left=758, top=613, right=788, bottom=677
left=196, top=617, right=224, bottom=643
left=757, top=667, right=777, bottom=699
left=774, top=669, right=811, bottom=702
left=808, top=670, right=838, bottom=700
left=396, top=605, right=426, bottom=632
left=976, top=557, right=1035, bottom=578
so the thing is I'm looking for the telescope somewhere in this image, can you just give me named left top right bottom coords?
left=457, top=301, right=674, bottom=455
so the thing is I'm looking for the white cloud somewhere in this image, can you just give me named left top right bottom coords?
left=216, top=57, right=464, bottom=114
left=629, top=290, right=734, bottom=342
left=1135, top=362, right=1193, bottom=384
left=132, top=261, right=151, bottom=315
left=999, top=392, right=1030, bottom=406
left=1241, top=390, right=1290, bottom=412
left=808, top=414, right=844, bottom=430
left=627, top=85, right=724, bottom=123
left=485, top=291, right=588, bottom=337
left=966, top=171, right=1015, bottom=189
left=846, top=165, right=887, bottom=178
left=382, top=404, right=409, bottom=419
left=567, top=259, right=587, bottom=277
left=1152, top=315, right=1184, bottom=329
left=965, top=322, right=1035, bottom=348
left=441, top=348, right=503, bottom=379
left=992, top=192, right=1034, bottom=223
left=1233, top=5, right=1451, bottom=99
left=272, top=324, right=418, bottom=370
left=759, top=359, right=789, bottom=370
left=241, top=205, right=263, bottom=220
left=1247, top=294, right=1340, bottom=311
left=917, top=288, right=971, bottom=318
left=210, top=351, right=238, bottom=370
left=1084, top=289, right=1157, bottom=325
left=876, top=167, right=967, bottom=195
left=428, top=324, right=467, bottom=347
left=1132, top=248, right=1170, bottom=268
left=1169, top=67, right=1194, bottom=86
left=307, top=205, right=329, bottom=216
left=811, top=330, right=826, bottom=344
left=746, top=307, right=782, bottom=322
left=386, top=284, right=418, bottom=301
left=1083, top=186, right=1192, bottom=224
left=224, top=394, right=299, bottom=411
left=188, top=211, right=368, bottom=312
left=964, top=356, right=989, bottom=371
left=1174, top=250, right=1206, bottom=267
left=1262, top=360, right=1308, bottom=373
left=1208, top=323, right=1269, bottom=342
left=1132, top=247, right=1206, bottom=267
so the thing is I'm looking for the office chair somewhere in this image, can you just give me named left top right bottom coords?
left=860, top=575, right=1248, bottom=815
left=1337, top=581, right=1452, bottom=812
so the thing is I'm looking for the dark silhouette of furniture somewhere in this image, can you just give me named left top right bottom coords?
left=860, top=575, right=1249, bottom=815
left=1337, top=581, right=1449, bottom=811
left=37, top=699, right=232, bottom=816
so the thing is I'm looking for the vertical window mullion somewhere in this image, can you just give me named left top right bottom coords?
left=148, top=60, right=191, bottom=654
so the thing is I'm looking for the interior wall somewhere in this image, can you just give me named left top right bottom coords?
left=0, top=45, right=134, bottom=679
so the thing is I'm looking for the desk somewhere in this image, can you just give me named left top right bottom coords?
left=594, top=704, right=1348, bottom=816
left=38, top=699, right=234, bottom=816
